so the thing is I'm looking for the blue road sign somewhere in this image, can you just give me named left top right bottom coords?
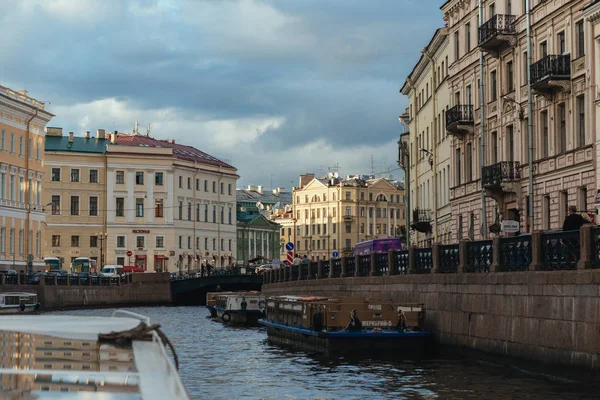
left=285, top=242, right=294, bottom=252
left=332, top=251, right=339, bottom=258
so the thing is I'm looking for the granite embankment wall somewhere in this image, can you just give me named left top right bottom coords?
left=263, top=270, right=600, bottom=376
left=0, top=273, right=172, bottom=310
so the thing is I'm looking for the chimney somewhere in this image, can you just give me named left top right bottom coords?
left=97, top=129, right=105, bottom=139
left=84, top=131, right=90, bottom=139
left=68, top=132, right=74, bottom=143
left=257, top=185, right=263, bottom=194
left=299, top=173, right=315, bottom=188
left=45, top=127, right=63, bottom=137
left=111, top=131, right=118, bottom=144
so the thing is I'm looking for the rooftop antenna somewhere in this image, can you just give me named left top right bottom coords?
left=371, top=155, right=375, bottom=175
left=146, top=123, right=151, bottom=137
left=328, top=162, right=340, bottom=173
left=133, top=121, right=140, bottom=135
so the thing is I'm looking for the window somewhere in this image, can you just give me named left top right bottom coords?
left=155, top=172, right=163, bottom=185
left=576, top=21, right=585, bottom=58
left=70, top=169, right=80, bottom=182
left=539, top=41, right=547, bottom=59
left=19, top=136, right=23, bottom=155
left=196, top=179, right=200, bottom=191
left=228, top=207, right=232, bottom=224
left=52, top=235, right=60, bottom=247
left=204, top=180, right=208, bottom=191
left=507, top=0, right=511, bottom=15
left=220, top=206, right=224, bottom=223
left=228, top=183, right=232, bottom=195
left=188, top=237, right=192, bottom=249
left=135, top=171, right=144, bottom=185
left=196, top=204, right=200, bottom=222
left=36, top=140, right=40, bottom=160
left=455, top=148, right=462, bottom=186
left=345, top=223, right=351, bottom=233
left=10, top=133, right=14, bottom=153
left=557, top=31, right=565, bottom=54
left=188, top=202, right=192, bottom=221
left=490, top=70, right=497, bottom=101
left=465, top=22, right=471, bottom=52
left=204, top=205, right=208, bottom=221
left=132, top=198, right=143, bottom=217
left=466, top=143, right=472, bottom=182
left=543, top=195, right=550, bottom=230
left=577, top=95, right=585, bottom=147
left=89, top=170, right=98, bottom=183
left=188, top=177, right=191, bottom=189
left=454, top=31, right=460, bottom=61
left=205, top=238, right=208, bottom=250
left=559, top=191, right=569, bottom=223
left=116, top=171, right=125, bottom=184
left=523, top=51, right=528, bottom=84
left=0, top=130, right=4, bottom=150
left=178, top=236, right=182, bottom=249
left=212, top=238, right=216, bottom=251
left=71, top=236, right=79, bottom=247
left=458, top=215, right=463, bottom=240
left=212, top=181, right=216, bottom=193
left=578, top=187, right=587, bottom=213
left=506, top=61, right=513, bottom=92
left=136, top=236, right=145, bottom=248
left=212, top=206, right=216, bottom=223
left=90, top=236, right=98, bottom=248
left=221, top=238, right=224, bottom=251
left=89, top=196, right=98, bottom=216
left=178, top=201, right=183, bottom=220
left=155, top=199, right=164, bottom=217
left=178, top=176, right=183, bottom=188
left=541, top=110, right=549, bottom=158
left=51, top=195, right=60, bottom=215
left=51, top=168, right=61, bottom=182
left=116, top=236, right=126, bottom=248
left=229, top=239, right=232, bottom=251
left=491, top=132, right=498, bottom=164
left=507, top=125, right=514, bottom=162
left=220, top=182, right=224, bottom=194
left=70, top=196, right=79, bottom=215
left=333, top=223, right=337, bottom=234
left=116, top=198, right=124, bottom=217
left=557, top=103, right=566, bottom=153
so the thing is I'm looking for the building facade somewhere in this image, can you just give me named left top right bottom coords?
left=442, top=0, right=594, bottom=241
left=291, top=173, right=405, bottom=261
left=43, top=129, right=238, bottom=273
left=0, top=86, right=53, bottom=271
left=401, top=28, right=453, bottom=247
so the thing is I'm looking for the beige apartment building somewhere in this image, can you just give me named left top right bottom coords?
left=400, top=28, right=453, bottom=247
left=0, top=86, right=53, bottom=272
left=290, top=173, right=405, bottom=261
left=441, top=0, right=594, bottom=241
left=43, top=129, right=238, bottom=273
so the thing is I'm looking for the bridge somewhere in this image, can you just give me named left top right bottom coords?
left=170, top=275, right=263, bottom=305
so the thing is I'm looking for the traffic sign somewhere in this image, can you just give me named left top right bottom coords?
left=285, top=242, right=294, bottom=252
left=332, top=251, right=339, bottom=258
left=126, top=250, right=133, bottom=257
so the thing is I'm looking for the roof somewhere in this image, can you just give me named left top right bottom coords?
left=400, top=28, right=448, bottom=95
left=236, top=188, right=292, bottom=207
left=115, top=134, right=234, bottom=169
left=45, top=136, right=108, bottom=154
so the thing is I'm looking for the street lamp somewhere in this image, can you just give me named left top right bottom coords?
left=96, top=233, right=107, bottom=269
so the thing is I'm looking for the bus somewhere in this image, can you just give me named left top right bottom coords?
left=70, top=257, right=98, bottom=274
left=44, top=257, right=62, bottom=273
left=353, top=238, right=402, bottom=256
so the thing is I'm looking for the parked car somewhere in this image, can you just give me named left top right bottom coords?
left=101, top=265, right=124, bottom=277
left=26, top=272, right=45, bottom=285
left=0, top=270, right=18, bottom=276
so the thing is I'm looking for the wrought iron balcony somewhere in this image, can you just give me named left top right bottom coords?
left=343, top=215, right=354, bottom=221
left=446, top=105, right=474, bottom=136
left=411, top=208, right=432, bottom=233
left=530, top=54, right=571, bottom=92
left=482, top=161, right=521, bottom=188
left=478, top=14, right=517, bottom=54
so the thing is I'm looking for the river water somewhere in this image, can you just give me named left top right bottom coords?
left=50, top=306, right=598, bottom=400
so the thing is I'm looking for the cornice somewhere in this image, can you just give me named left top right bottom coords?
left=585, top=2, right=600, bottom=22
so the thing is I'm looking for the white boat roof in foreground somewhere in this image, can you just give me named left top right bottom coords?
left=0, top=312, right=190, bottom=400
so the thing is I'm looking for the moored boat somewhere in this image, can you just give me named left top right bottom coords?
left=207, top=292, right=265, bottom=326
left=0, top=292, right=40, bottom=314
left=259, top=296, right=432, bottom=357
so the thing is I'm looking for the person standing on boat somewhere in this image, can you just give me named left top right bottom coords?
left=344, top=309, right=362, bottom=332
left=240, top=297, right=247, bottom=310
left=201, top=263, right=206, bottom=277
left=396, top=310, right=407, bottom=332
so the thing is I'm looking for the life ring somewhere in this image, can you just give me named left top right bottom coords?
left=221, top=312, right=231, bottom=322
left=20, top=303, right=25, bottom=312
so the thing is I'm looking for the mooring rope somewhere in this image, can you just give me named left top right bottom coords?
left=98, top=322, right=180, bottom=370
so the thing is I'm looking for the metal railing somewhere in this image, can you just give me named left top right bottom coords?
left=541, top=231, right=580, bottom=270
left=331, top=259, right=342, bottom=278
left=467, top=240, right=493, bottom=273
left=438, top=244, right=459, bottom=273
left=414, top=248, right=433, bottom=274
left=498, top=235, right=532, bottom=272
left=482, top=161, right=521, bottom=187
left=446, top=104, right=474, bottom=128
left=530, top=54, right=571, bottom=86
left=478, top=14, right=517, bottom=44
left=321, top=260, right=330, bottom=278
left=374, top=253, right=388, bottom=276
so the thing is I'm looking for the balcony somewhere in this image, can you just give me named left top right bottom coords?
left=411, top=208, right=432, bottom=233
left=478, top=14, right=517, bottom=56
left=446, top=105, right=474, bottom=136
left=482, top=161, right=522, bottom=208
left=343, top=215, right=354, bottom=221
left=530, top=54, right=571, bottom=94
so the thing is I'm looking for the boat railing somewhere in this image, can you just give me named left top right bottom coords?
left=111, top=309, right=151, bottom=324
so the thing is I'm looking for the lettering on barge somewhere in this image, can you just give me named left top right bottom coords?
left=362, top=320, right=393, bottom=327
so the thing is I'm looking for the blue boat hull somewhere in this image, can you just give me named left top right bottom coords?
left=259, top=319, right=433, bottom=357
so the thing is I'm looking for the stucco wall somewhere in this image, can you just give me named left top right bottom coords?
left=263, top=270, right=600, bottom=376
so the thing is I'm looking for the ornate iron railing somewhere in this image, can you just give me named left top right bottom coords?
left=69, top=275, right=79, bottom=285
left=413, top=208, right=433, bottom=223
left=347, top=257, right=356, bottom=276
left=374, top=253, right=388, bottom=276
left=593, top=227, right=600, bottom=268
left=331, top=258, right=342, bottom=277
left=530, top=54, right=571, bottom=86
left=482, top=161, right=521, bottom=187
left=4, top=275, right=18, bottom=285
left=290, top=265, right=299, bottom=280
left=446, top=104, right=474, bottom=128
left=56, top=275, right=68, bottom=285
left=541, top=231, right=580, bottom=270
left=321, top=260, right=330, bottom=278
left=438, top=244, right=459, bottom=273
left=358, top=255, right=370, bottom=276
left=396, top=250, right=409, bottom=275
left=44, top=275, right=54, bottom=285
left=478, top=14, right=517, bottom=44
left=498, top=235, right=532, bottom=272
left=310, top=261, right=319, bottom=279
left=100, top=277, right=111, bottom=286
left=467, top=240, right=493, bottom=272
left=90, top=276, right=100, bottom=285
left=415, top=248, right=433, bottom=273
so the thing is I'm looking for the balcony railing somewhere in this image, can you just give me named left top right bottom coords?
left=482, top=161, right=521, bottom=187
left=478, top=14, right=517, bottom=49
left=411, top=208, right=433, bottom=233
left=446, top=105, right=474, bottom=135
left=530, top=54, right=571, bottom=88
left=343, top=215, right=354, bottom=221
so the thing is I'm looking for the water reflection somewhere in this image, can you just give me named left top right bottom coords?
left=50, top=307, right=599, bottom=400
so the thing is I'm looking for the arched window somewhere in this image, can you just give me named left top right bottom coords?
left=375, top=194, right=388, bottom=202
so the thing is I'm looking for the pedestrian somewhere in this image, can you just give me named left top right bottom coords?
left=207, top=264, right=212, bottom=277
left=344, top=309, right=362, bottom=332
left=201, top=263, right=205, bottom=277
left=292, top=255, right=301, bottom=266
left=562, top=205, right=587, bottom=231
left=301, top=255, right=309, bottom=264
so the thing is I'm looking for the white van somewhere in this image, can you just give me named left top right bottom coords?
left=101, top=265, right=124, bottom=277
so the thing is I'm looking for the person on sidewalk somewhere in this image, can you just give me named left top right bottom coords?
left=562, top=205, right=587, bottom=231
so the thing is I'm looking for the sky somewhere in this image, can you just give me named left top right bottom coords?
left=0, top=0, right=444, bottom=190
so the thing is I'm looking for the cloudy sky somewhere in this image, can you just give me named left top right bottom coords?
left=1, top=0, right=443, bottom=189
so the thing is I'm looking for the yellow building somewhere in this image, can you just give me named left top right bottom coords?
left=0, top=85, right=53, bottom=271
left=290, top=173, right=405, bottom=261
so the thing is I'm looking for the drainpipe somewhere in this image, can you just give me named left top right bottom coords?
left=422, top=48, right=438, bottom=243
left=478, top=0, right=488, bottom=239
left=404, top=78, right=418, bottom=246
left=103, top=144, right=108, bottom=268
left=193, top=162, right=199, bottom=271
left=25, top=107, right=38, bottom=269
left=526, top=0, right=534, bottom=232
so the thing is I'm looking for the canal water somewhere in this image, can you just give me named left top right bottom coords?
left=50, top=306, right=599, bottom=400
